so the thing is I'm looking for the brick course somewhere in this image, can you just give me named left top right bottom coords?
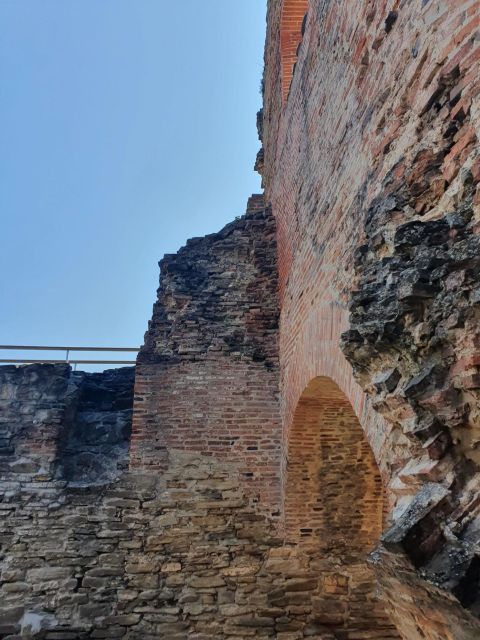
left=261, top=0, right=480, bottom=636
left=131, top=200, right=283, bottom=516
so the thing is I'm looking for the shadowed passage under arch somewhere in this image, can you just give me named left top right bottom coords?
left=284, top=376, right=385, bottom=550
left=280, top=376, right=401, bottom=636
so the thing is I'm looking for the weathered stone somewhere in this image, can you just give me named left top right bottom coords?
left=1, top=582, right=29, bottom=593
left=284, top=578, right=318, bottom=593
left=86, top=567, right=124, bottom=578
left=381, top=483, right=450, bottom=546
left=233, top=616, right=275, bottom=628
left=188, top=575, right=226, bottom=589
left=78, top=604, right=111, bottom=619
left=26, top=567, right=72, bottom=582
left=104, top=614, right=140, bottom=626
left=90, top=629, right=126, bottom=638
left=161, top=562, right=181, bottom=573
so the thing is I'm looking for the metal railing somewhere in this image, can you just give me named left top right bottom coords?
left=0, top=345, right=139, bottom=366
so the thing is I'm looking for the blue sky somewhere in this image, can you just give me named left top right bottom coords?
left=0, top=0, right=266, bottom=368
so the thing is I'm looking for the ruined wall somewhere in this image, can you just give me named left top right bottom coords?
left=131, top=196, right=283, bottom=515
left=0, top=364, right=71, bottom=480
left=260, top=0, right=480, bottom=637
left=2, top=1, right=480, bottom=638
left=0, top=364, right=136, bottom=637
left=0, top=196, right=399, bottom=638
left=0, top=365, right=134, bottom=485
left=0, top=363, right=398, bottom=639
left=0, top=362, right=473, bottom=639
left=0, top=444, right=398, bottom=640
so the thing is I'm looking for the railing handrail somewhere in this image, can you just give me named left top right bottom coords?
left=0, top=359, right=136, bottom=365
left=0, top=345, right=139, bottom=352
left=0, top=345, right=140, bottom=367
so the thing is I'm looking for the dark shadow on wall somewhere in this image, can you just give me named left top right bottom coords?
left=56, top=367, right=135, bottom=485
left=0, top=363, right=135, bottom=487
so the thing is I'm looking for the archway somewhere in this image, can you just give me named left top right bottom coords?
left=284, top=376, right=384, bottom=548
left=282, top=376, right=400, bottom=636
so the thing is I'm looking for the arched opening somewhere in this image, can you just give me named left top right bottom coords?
left=283, top=376, right=400, bottom=636
left=280, top=0, right=308, bottom=104
left=284, top=376, right=384, bottom=548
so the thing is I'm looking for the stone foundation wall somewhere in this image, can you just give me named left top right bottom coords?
left=1, top=450, right=400, bottom=639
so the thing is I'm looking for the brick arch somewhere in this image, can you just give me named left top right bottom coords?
left=279, top=303, right=414, bottom=503
left=280, top=0, right=308, bottom=104
left=281, top=373, right=401, bottom=637
left=283, top=375, right=385, bottom=549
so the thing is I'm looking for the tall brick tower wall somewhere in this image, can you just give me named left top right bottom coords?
left=258, top=0, right=480, bottom=637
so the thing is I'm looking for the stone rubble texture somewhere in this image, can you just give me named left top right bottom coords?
left=1, top=0, right=480, bottom=638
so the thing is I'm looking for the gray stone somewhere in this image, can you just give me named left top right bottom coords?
left=381, top=483, right=450, bottom=546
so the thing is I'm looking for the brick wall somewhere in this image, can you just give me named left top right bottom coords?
left=279, top=0, right=308, bottom=104
left=281, top=375, right=398, bottom=637
left=284, top=376, right=384, bottom=550
left=131, top=199, right=283, bottom=516
left=262, top=0, right=480, bottom=635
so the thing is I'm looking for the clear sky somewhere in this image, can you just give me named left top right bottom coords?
left=0, top=0, right=266, bottom=369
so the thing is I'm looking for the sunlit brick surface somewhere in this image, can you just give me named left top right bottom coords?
left=280, top=0, right=308, bottom=103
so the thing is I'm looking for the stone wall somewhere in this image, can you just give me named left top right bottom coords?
left=58, top=368, right=134, bottom=484
left=0, top=359, right=397, bottom=638
left=0, top=199, right=400, bottom=638
left=0, top=448, right=399, bottom=640
left=260, top=0, right=480, bottom=637
left=0, top=365, right=134, bottom=486
left=0, top=364, right=135, bottom=637
left=0, top=364, right=71, bottom=481
left=126, top=192, right=400, bottom=637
